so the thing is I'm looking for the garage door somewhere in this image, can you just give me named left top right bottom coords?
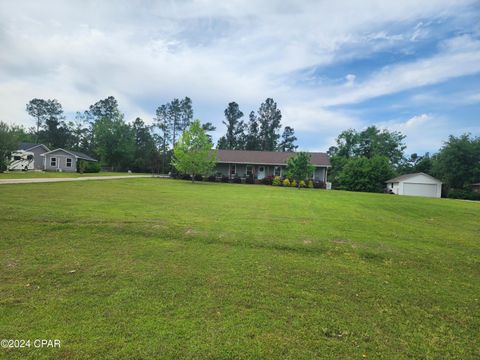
left=403, top=182, right=437, bottom=197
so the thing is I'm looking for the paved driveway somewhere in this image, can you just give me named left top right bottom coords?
left=0, top=175, right=157, bottom=185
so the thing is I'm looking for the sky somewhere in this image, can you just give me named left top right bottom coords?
left=0, top=0, right=479, bottom=154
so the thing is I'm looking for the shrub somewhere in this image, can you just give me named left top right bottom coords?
left=77, top=160, right=100, bottom=173
left=180, top=174, right=192, bottom=180
left=245, top=175, right=255, bottom=184
left=283, top=178, right=290, bottom=187
left=307, top=180, right=314, bottom=188
left=299, top=180, right=306, bottom=188
left=291, top=179, right=297, bottom=188
left=194, top=174, right=203, bottom=181
left=313, top=181, right=326, bottom=189
left=261, top=175, right=274, bottom=185
left=447, top=189, right=480, bottom=201
left=232, top=176, right=242, bottom=184
left=207, top=175, right=216, bottom=182
left=221, top=175, right=229, bottom=183
left=272, top=176, right=282, bottom=186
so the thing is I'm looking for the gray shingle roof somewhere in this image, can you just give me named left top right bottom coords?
left=18, top=142, right=49, bottom=151
left=68, top=150, right=97, bottom=162
left=214, top=149, right=330, bottom=166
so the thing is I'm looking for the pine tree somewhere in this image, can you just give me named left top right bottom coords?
left=279, top=126, right=298, bottom=151
left=258, top=98, right=282, bottom=151
left=245, top=111, right=260, bottom=150
left=217, top=102, right=245, bottom=149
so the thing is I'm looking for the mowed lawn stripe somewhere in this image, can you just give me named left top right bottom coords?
left=0, top=179, right=479, bottom=359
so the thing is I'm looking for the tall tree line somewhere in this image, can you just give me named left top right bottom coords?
left=12, top=96, right=215, bottom=173
left=216, top=98, right=298, bottom=152
left=328, top=126, right=480, bottom=197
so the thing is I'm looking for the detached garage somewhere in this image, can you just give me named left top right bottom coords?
left=386, top=173, right=442, bottom=198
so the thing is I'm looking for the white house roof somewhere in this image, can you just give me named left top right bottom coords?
left=385, top=172, right=442, bottom=183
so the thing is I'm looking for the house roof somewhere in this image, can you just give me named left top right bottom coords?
left=385, top=172, right=441, bottom=183
left=215, top=149, right=330, bottom=167
left=471, top=183, right=480, bottom=186
left=18, top=142, right=50, bottom=152
left=41, top=148, right=97, bottom=162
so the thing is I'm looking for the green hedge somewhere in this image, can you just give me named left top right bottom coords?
left=447, top=189, right=480, bottom=201
left=77, top=160, right=101, bottom=173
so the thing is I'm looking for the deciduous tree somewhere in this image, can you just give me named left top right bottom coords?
left=286, top=152, right=315, bottom=182
left=172, top=120, right=216, bottom=182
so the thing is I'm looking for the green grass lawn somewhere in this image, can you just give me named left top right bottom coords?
left=1, top=179, right=479, bottom=359
left=0, top=171, right=150, bottom=179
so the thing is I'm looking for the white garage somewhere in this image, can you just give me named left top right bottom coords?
left=385, top=173, right=442, bottom=198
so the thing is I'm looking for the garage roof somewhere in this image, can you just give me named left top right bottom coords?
left=386, top=172, right=441, bottom=183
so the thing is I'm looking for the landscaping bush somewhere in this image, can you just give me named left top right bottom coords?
left=194, top=174, right=204, bottom=181
left=447, top=189, right=480, bottom=201
left=221, top=175, right=229, bottom=183
left=261, top=176, right=274, bottom=185
left=180, top=174, right=192, bottom=180
left=307, top=180, right=314, bottom=188
left=313, top=181, right=326, bottom=189
left=283, top=178, right=290, bottom=187
left=77, top=160, right=101, bottom=173
left=291, top=179, right=297, bottom=188
left=299, top=180, right=306, bottom=188
left=245, top=175, right=255, bottom=184
left=207, top=175, right=216, bottom=182
left=232, top=176, right=242, bottom=184
left=272, top=176, right=282, bottom=186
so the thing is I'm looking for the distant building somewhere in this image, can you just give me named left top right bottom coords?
left=385, top=173, right=442, bottom=198
left=470, top=183, right=480, bottom=193
left=212, top=149, right=330, bottom=182
left=9, top=143, right=97, bottom=172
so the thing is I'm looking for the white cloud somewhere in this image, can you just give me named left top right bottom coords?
left=0, top=0, right=478, bottom=153
left=377, top=113, right=480, bottom=154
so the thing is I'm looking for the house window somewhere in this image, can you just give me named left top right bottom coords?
left=230, top=164, right=236, bottom=175
left=274, top=166, right=281, bottom=177
left=13, top=156, right=21, bottom=161
left=50, top=157, right=57, bottom=167
left=27, top=155, right=33, bottom=160
left=246, top=165, right=253, bottom=176
left=66, top=158, right=72, bottom=167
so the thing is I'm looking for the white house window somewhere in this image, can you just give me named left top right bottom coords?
left=274, top=166, right=281, bottom=177
left=246, top=165, right=253, bottom=176
left=230, top=164, right=236, bottom=175
left=50, top=157, right=57, bottom=167
left=13, top=155, right=21, bottom=161
left=66, top=158, right=72, bottom=167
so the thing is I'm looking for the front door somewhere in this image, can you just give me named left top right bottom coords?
left=257, top=166, right=265, bottom=180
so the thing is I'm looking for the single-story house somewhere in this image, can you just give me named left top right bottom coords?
left=41, top=148, right=97, bottom=172
left=470, top=183, right=480, bottom=193
left=9, top=142, right=50, bottom=171
left=213, top=149, right=330, bottom=182
left=385, top=173, right=442, bottom=198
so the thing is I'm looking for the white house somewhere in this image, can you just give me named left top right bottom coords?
left=385, top=173, right=442, bottom=198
